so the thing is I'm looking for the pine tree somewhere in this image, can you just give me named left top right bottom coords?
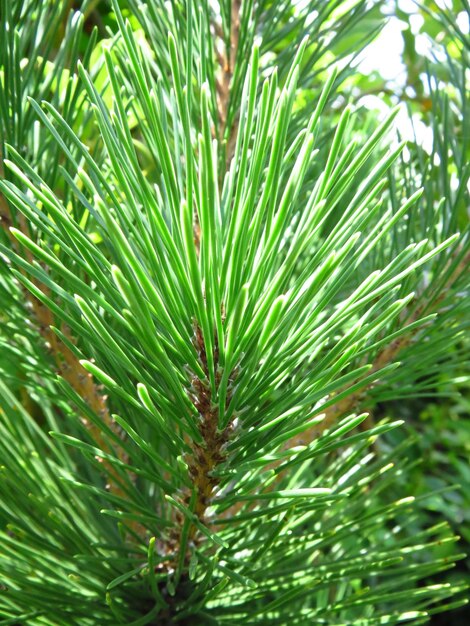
left=0, top=1, right=468, bottom=624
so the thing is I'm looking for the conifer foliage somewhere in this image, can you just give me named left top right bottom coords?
left=0, top=1, right=468, bottom=624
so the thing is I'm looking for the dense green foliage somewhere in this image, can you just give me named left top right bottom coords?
left=0, top=1, right=468, bottom=624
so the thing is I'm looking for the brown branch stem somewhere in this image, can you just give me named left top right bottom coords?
left=215, top=0, right=241, bottom=165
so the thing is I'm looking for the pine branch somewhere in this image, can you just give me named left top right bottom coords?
left=1, top=2, right=468, bottom=622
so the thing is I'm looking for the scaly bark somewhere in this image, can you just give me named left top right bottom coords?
left=165, top=323, right=235, bottom=567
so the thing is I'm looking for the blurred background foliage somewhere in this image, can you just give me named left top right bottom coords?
left=350, top=3, right=470, bottom=624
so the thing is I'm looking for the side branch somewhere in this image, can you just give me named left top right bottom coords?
left=289, top=252, right=470, bottom=448
left=0, top=173, right=134, bottom=510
